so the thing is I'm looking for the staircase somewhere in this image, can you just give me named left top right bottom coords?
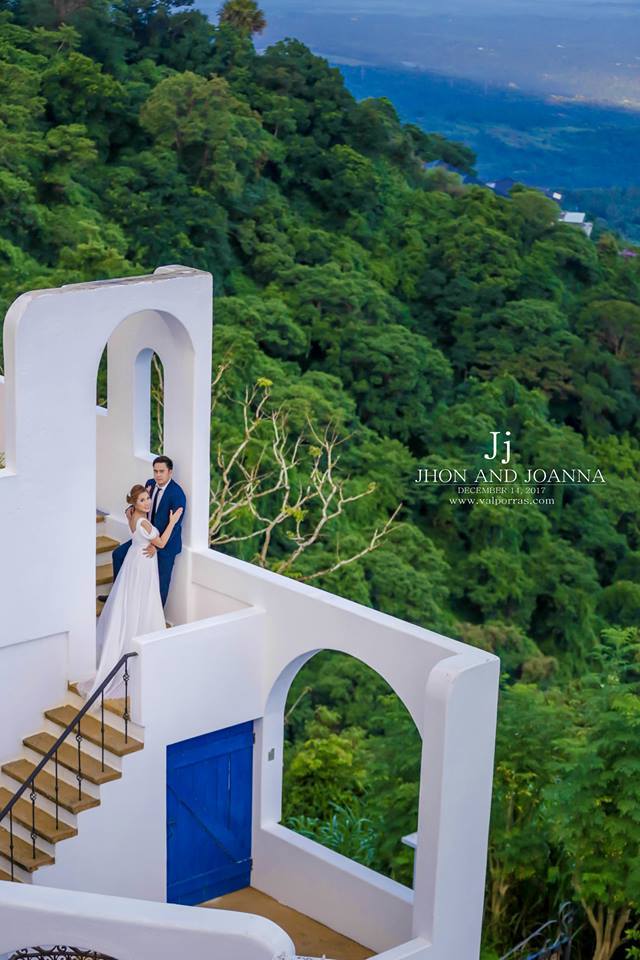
left=96, top=509, right=118, bottom=615
left=0, top=513, right=142, bottom=884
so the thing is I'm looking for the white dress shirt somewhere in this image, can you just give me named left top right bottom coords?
left=151, top=479, right=171, bottom=519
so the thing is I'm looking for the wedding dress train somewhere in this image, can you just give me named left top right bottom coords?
left=79, top=517, right=166, bottom=701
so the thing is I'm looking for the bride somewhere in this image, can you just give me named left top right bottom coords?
left=79, top=484, right=183, bottom=701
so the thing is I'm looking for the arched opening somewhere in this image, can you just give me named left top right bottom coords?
left=133, top=348, right=165, bottom=458
left=281, top=650, right=421, bottom=888
left=93, top=308, right=195, bottom=639
left=96, top=345, right=108, bottom=410
left=150, top=351, right=165, bottom=455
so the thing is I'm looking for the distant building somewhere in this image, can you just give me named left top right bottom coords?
left=485, top=177, right=518, bottom=198
left=559, top=210, right=594, bottom=238
left=423, top=161, right=597, bottom=241
left=485, top=178, right=564, bottom=204
left=543, top=188, right=564, bottom=203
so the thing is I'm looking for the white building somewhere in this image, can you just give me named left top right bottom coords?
left=559, top=210, right=594, bottom=238
left=0, top=267, right=499, bottom=960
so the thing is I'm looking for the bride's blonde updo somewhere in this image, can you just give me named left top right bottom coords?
left=126, top=484, right=147, bottom=508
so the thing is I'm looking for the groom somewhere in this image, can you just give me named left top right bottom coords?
left=109, top=455, right=187, bottom=607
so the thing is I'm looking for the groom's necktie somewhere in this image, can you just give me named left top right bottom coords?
left=151, top=486, right=161, bottom=524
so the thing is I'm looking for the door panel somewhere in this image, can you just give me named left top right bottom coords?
left=167, top=721, right=254, bottom=905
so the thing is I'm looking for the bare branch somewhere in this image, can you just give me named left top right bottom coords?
left=297, top=504, right=405, bottom=582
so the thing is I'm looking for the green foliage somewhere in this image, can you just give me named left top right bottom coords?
left=543, top=629, right=640, bottom=960
left=282, top=652, right=421, bottom=888
left=0, top=5, right=639, bottom=953
left=286, top=801, right=379, bottom=869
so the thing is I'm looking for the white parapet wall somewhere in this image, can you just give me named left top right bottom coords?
left=0, top=269, right=499, bottom=960
left=0, top=632, right=68, bottom=765
left=0, top=267, right=213, bottom=679
left=0, top=374, right=5, bottom=458
left=32, top=544, right=498, bottom=960
left=0, top=883, right=295, bottom=960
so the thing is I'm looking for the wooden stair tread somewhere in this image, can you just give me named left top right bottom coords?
left=96, top=536, right=119, bottom=555
left=0, top=826, right=54, bottom=871
left=2, top=759, right=100, bottom=814
left=45, top=706, right=143, bottom=757
left=96, top=512, right=105, bottom=523
left=23, top=733, right=120, bottom=786
left=96, top=563, right=114, bottom=586
left=68, top=683, right=130, bottom=721
left=96, top=598, right=105, bottom=617
left=0, top=788, right=76, bottom=844
left=0, top=868, right=21, bottom=882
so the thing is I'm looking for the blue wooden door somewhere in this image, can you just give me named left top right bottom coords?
left=167, top=721, right=254, bottom=905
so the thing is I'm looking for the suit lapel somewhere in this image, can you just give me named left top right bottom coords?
left=154, top=479, right=173, bottom=527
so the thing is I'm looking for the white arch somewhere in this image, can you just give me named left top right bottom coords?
left=0, top=267, right=213, bottom=682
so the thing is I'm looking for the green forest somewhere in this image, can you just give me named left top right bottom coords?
left=1, top=2, right=639, bottom=958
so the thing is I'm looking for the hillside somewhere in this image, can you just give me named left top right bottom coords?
left=1, top=3, right=640, bottom=958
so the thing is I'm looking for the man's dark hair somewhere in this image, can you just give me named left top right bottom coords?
left=153, top=455, right=174, bottom=471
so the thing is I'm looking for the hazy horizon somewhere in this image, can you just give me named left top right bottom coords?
left=196, top=0, right=640, bottom=108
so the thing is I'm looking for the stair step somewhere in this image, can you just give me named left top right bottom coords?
left=96, top=536, right=119, bottom=555
left=0, top=788, right=76, bottom=844
left=0, top=826, right=54, bottom=872
left=96, top=514, right=105, bottom=524
left=23, top=733, right=120, bottom=786
left=68, top=683, right=131, bottom=724
left=96, top=597, right=105, bottom=617
left=0, top=868, right=21, bottom=882
left=2, top=760, right=100, bottom=815
left=96, top=563, right=114, bottom=586
left=45, top=706, right=143, bottom=758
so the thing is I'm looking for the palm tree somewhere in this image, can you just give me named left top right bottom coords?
left=218, top=0, right=267, bottom=35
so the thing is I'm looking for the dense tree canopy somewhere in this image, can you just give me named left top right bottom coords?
left=0, top=3, right=638, bottom=956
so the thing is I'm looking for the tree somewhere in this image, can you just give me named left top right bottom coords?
left=208, top=367, right=403, bottom=580
left=451, top=299, right=580, bottom=399
left=218, top=0, right=265, bottom=35
left=485, top=683, right=569, bottom=946
left=544, top=629, right=640, bottom=960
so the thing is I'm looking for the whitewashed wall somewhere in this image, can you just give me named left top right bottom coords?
left=0, top=883, right=294, bottom=960
left=0, top=267, right=212, bottom=679
left=0, top=270, right=499, bottom=960
left=0, top=374, right=5, bottom=457
left=0, top=633, right=67, bottom=763
left=35, top=548, right=499, bottom=959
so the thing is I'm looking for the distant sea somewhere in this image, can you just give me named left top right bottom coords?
left=194, top=0, right=640, bottom=237
left=338, top=64, right=640, bottom=193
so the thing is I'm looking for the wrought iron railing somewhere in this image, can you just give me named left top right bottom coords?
left=500, top=903, right=576, bottom=960
left=0, top=653, right=137, bottom=881
left=4, top=949, right=119, bottom=960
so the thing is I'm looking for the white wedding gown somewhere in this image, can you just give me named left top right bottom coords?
left=79, top=517, right=166, bottom=701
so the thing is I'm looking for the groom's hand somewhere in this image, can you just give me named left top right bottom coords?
left=143, top=544, right=157, bottom=558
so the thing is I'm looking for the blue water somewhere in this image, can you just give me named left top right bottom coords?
left=194, top=0, right=640, bottom=225
left=339, top=65, right=640, bottom=191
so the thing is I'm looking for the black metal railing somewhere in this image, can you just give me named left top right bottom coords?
left=500, top=903, right=576, bottom=960
left=0, top=653, right=137, bottom=881
left=7, top=947, right=119, bottom=960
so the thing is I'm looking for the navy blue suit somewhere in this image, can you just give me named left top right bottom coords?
left=112, top=478, right=186, bottom=607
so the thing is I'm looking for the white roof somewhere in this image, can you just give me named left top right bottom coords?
left=560, top=211, right=586, bottom=223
